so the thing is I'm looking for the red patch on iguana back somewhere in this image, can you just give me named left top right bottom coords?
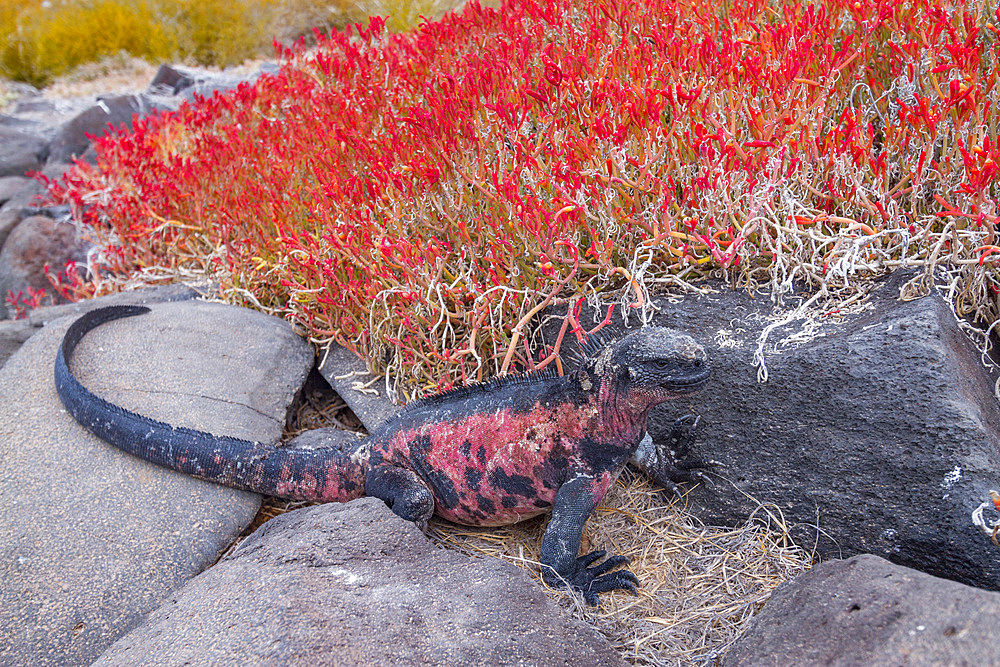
left=381, top=396, right=618, bottom=525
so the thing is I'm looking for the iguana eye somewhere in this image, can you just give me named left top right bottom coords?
left=654, top=360, right=670, bottom=369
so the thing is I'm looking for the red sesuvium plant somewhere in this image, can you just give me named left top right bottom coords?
left=5, top=286, right=53, bottom=320
left=44, top=0, right=1000, bottom=398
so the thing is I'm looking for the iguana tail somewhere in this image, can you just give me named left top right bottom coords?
left=54, top=305, right=368, bottom=503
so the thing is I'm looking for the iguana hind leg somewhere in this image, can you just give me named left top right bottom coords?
left=366, top=464, right=435, bottom=531
left=540, top=474, right=639, bottom=606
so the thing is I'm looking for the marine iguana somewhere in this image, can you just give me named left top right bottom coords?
left=55, top=305, right=711, bottom=605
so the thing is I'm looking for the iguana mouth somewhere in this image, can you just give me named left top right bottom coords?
left=664, top=367, right=711, bottom=392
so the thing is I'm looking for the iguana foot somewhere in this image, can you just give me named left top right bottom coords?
left=544, top=550, right=639, bottom=606
left=632, top=416, right=721, bottom=499
left=665, top=413, right=700, bottom=458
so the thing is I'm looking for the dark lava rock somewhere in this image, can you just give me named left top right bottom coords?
left=0, top=126, right=48, bottom=176
left=148, top=64, right=195, bottom=95
left=723, top=554, right=1000, bottom=666
left=47, top=94, right=161, bottom=164
left=632, top=272, right=1000, bottom=590
left=94, top=499, right=626, bottom=667
left=0, top=299, right=313, bottom=665
left=0, top=215, right=90, bottom=316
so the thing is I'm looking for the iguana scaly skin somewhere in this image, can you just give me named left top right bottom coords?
left=55, top=305, right=711, bottom=604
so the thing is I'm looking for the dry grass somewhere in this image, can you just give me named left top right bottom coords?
left=38, top=54, right=160, bottom=99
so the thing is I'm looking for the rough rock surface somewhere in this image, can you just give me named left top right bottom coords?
left=178, top=62, right=278, bottom=103
left=0, top=176, right=45, bottom=252
left=0, top=175, right=32, bottom=205
left=0, top=214, right=91, bottom=317
left=319, top=342, right=402, bottom=431
left=148, top=64, right=194, bottom=96
left=0, top=283, right=205, bottom=367
left=0, top=318, right=36, bottom=366
left=2, top=92, right=94, bottom=141
left=94, top=499, right=626, bottom=667
left=0, top=298, right=314, bottom=666
left=630, top=272, right=1000, bottom=590
left=0, top=126, right=48, bottom=176
left=47, top=94, right=162, bottom=164
left=723, top=554, right=1000, bottom=665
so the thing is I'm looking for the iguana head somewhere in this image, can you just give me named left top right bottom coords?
left=582, top=327, right=710, bottom=402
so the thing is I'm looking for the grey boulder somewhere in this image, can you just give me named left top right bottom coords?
left=94, top=498, right=626, bottom=667
left=0, top=317, right=35, bottom=366
left=318, top=342, right=402, bottom=431
left=47, top=94, right=164, bottom=164
left=0, top=126, right=48, bottom=176
left=0, top=175, right=45, bottom=253
left=0, top=298, right=313, bottom=666
left=148, top=64, right=195, bottom=95
left=0, top=175, right=34, bottom=206
left=723, top=554, right=1000, bottom=666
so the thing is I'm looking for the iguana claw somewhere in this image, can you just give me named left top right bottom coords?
left=561, top=550, right=639, bottom=606
left=666, top=413, right=700, bottom=457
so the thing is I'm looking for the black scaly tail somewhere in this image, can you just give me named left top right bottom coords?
left=54, top=305, right=368, bottom=502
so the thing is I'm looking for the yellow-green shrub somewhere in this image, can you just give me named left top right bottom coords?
left=0, top=0, right=468, bottom=86
left=163, top=0, right=274, bottom=68
left=1, top=0, right=175, bottom=86
left=322, top=0, right=474, bottom=33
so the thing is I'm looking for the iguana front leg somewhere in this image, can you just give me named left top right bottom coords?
left=540, top=475, right=639, bottom=605
left=631, top=415, right=718, bottom=498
